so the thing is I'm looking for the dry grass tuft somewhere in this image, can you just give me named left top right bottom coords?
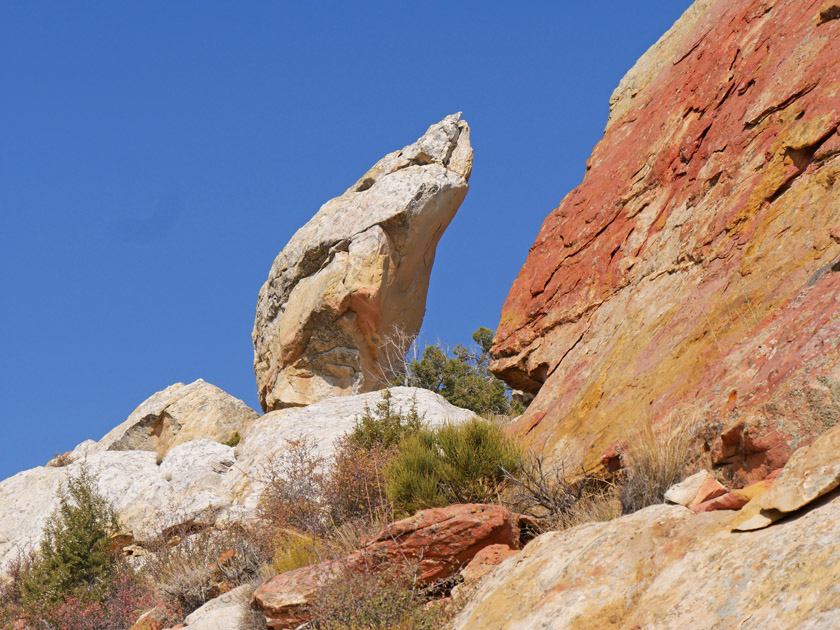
left=618, top=416, right=696, bottom=514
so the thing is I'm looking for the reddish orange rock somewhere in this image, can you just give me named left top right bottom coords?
left=460, top=543, right=520, bottom=583
left=693, top=477, right=775, bottom=513
left=688, top=477, right=727, bottom=508
left=347, top=503, right=525, bottom=582
left=252, top=504, right=528, bottom=629
left=490, top=0, right=840, bottom=485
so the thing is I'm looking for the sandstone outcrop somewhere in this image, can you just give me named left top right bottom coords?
left=490, top=0, right=840, bottom=483
left=453, top=496, right=840, bottom=629
left=251, top=503, right=527, bottom=629
left=0, top=386, right=474, bottom=572
left=98, top=379, right=259, bottom=457
left=253, top=113, right=473, bottom=411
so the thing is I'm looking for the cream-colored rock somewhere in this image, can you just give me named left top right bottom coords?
left=98, top=379, right=258, bottom=457
left=663, top=469, right=716, bottom=506
left=224, top=387, right=478, bottom=511
left=453, top=496, right=840, bottom=630
left=1, top=387, right=474, bottom=573
left=181, top=583, right=258, bottom=630
left=252, top=113, right=473, bottom=411
left=0, top=441, right=234, bottom=571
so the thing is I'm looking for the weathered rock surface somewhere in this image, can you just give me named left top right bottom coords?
left=179, top=583, right=258, bottom=630
left=733, top=421, right=840, bottom=530
left=224, top=386, right=477, bottom=513
left=491, top=0, right=840, bottom=483
left=452, top=495, right=840, bottom=629
left=347, top=503, right=525, bottom=583
left=251, top=562, right=337, bottom=630
left=458, top=543, right=520, bottom=584
left=0, top=386, right=473, bottom=572
left=99, top=379, right=258, bottom=457
left=251, top=503, right=527, bottom=629
left=253, top=113, right=473, bottom=411
left=0, top=441, right=235, bottom=570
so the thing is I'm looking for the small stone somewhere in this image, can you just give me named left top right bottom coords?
left=688, top=476, right=728, bottom=508
left=460, top=544, right=520, bottom=583
left=665, top=470, right=718, bottom=506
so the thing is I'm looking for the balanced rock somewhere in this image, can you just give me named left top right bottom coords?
left=253, top=113, right=473, bottom=411
left=99, top=379, right=259, bottom=457
left=490, top=0, right=840, bottom=482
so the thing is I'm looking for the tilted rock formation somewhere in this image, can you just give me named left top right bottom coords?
left=491, top=0, right=840, bottom=482
left=253, top=113, right=473, bottom=411
left=453, top=429, right=840, bottom=629
left=98, top=379, right=259, bottom=457
left=453, top=497, right=840, bottom=629
left=0, top=386, right=476, bottom=572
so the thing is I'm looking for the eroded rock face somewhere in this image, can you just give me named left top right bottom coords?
left=452, top=496, right=840, bottom=630
left=98, top=380, right=259, bottom=457
left=491, top=0, right=840, bottom=482
left=253, top=113, right=473, bottom=411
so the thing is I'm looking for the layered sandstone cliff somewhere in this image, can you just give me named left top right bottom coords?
left=492, top=0, right=840, bottom=483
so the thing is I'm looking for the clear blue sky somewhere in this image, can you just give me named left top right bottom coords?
left=0, top=1, right=692, bottom=481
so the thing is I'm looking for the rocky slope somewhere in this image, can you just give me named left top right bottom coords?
left=253, top=113, right=473, bottom=411
left=452, top=422, right=840, bottom=630
left=0, top=383, right=476, bottom=572
left=491, top=0, right=840, bottom=483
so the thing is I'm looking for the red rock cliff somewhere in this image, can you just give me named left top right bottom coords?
left=491, top=0, right=840, bottom=484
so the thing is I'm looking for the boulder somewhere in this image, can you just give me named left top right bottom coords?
left=452, top=496, right=840, bottom=629
left=223, top=387, right=478, bottom=511
left=346, top=503, right=525, bottom=583
left=252, top=504, right=526, bottom=628
left=251, top=562, right=338, bottom=630
left=489, top=0, right=840, bottom=484
left=99, top=380, right=259, bottom=457
left=253, top=113, right=473, bottom=411
left=179, top=583, right=259, bottom=630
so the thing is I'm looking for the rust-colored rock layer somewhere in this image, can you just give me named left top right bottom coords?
left=492, top=0, right=840, bottom=482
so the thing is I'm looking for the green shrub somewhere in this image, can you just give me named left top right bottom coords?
left=20, top=465, right=120, bottom=607
left=401, top=327, right=523, bottom=416
left=386, top=418, right=521, bottom=516
left=347, top=390, right=424, bottom=451
left=223, top=431, right=241, bottom=447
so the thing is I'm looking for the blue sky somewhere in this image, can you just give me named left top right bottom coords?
left=0, top=1, right=692, bottom=480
